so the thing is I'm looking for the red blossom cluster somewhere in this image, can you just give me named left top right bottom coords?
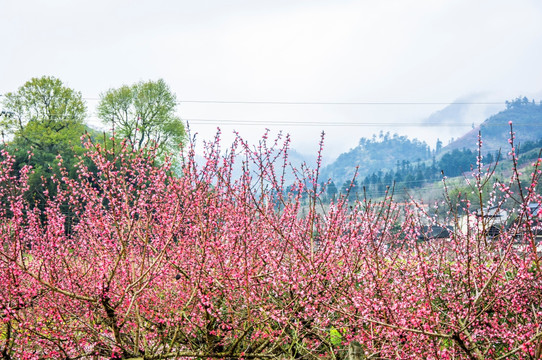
left=1, top=129, right=541, bottom=359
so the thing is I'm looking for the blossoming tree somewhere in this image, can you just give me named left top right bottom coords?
left=0, top=127, right=541, bottom=359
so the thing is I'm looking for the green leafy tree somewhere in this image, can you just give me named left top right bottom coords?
left=1, top=76, right=88, bottom=222
left=97, top=79, right=185, bottom=157
left=1, top=76, right=86, bottom=152
left=1, top=76, right=87, bottom=171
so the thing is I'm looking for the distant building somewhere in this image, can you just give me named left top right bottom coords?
left=457, top=207, right=508, bottom=238
left=474, top=206, right=508, bottom=226
left=417, top=225, right=453, bottom=241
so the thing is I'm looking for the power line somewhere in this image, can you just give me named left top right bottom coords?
left=179, top=100, right=506, bottom=106
left=2, top=113, right=540, bottom=128
left=185, top=119, right=471, bottom=127
left=0, top=94, right=509, bottom=106
left=184, top=118, right=538, bottom=127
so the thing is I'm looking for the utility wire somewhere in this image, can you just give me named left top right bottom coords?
left=184, top=118, right=537, bottom=127
left=186, top=119, right=461, bottom=127
left=0, top=94, right=508, bottom=106
left=178, top=100, right=506, bottom=105
left=2, top=113, right=540, bottom=128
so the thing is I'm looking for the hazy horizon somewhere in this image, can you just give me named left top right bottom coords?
left=2, top=0, right=542, bottom=160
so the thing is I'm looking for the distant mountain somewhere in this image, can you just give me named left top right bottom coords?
left=418, top=94, right=503, bottom=148
left=422, top=94, right=491, bottom=127
left=444, top=97, right=542, bottom=153
left=319, top=97, right=542, bottom=197
left=320, top=132, right=431, bottom=185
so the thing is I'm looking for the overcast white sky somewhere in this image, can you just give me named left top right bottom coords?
left=2, top=0, right=542, bottom=161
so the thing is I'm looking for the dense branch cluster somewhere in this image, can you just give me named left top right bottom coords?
left=0, top=129, right=541, bottom=359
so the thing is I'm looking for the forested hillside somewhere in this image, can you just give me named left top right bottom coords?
left=322, top=97, right=542, bottom=200
left=445, top=97, right=542, bottom=152
left=321, top=132, right=432, bottom=186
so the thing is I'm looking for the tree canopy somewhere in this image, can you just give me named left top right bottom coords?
left=97, top=79, right=185, bottom=156
left=1, top=76, right=89, bottom=212
left=1, top=76, right=87, bottom=152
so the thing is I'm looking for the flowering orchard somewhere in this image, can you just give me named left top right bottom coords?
left=1, top=129, right=541, bottom=360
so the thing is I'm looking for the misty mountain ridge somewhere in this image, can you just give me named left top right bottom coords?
left=319, top=97, right=542, bottom=187
left=422, top=94, right=498, bottom=126
left=417, top=94, right=504, bottom=148
left=172, top=97, right=542, bottom=190
left=320, top=132, right=432, bottom=185
left=444, top=97, right=542, bottom=153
